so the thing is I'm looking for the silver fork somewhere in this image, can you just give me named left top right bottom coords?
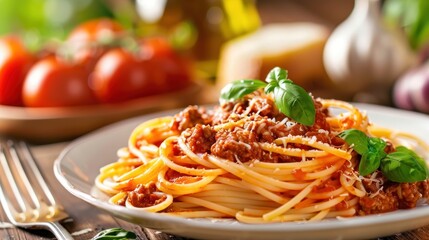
left=0, top=140, right=73, bottom=240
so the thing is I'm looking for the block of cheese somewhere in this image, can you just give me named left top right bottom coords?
left=216, top=23, right=332, bottom=94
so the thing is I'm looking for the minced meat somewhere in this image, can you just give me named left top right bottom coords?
left=170, top=94, right=429, bottom=215
left=123, top=182, right=166, bottom=208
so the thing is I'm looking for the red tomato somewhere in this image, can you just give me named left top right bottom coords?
left=67, top=18, right=125, bottom=43
left=142, top=37, right=193, bottom=91
left=66, top=18, right=126, bottom=71
left=141, top=37, right=175, bottom=58
left=91, top=48, right=163, bottom=103
left=22, top=56, right=98, bottom=107
left=152, top=54, right=193, bottom=91
left=0, top=36, right=34, bottom=106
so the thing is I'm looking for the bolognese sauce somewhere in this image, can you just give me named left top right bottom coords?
left=168, top=94, right=429, bottom=215
left=97, top=90, right=429, bottom=221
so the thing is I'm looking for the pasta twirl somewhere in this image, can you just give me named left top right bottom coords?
left=95, top=93, right=429, bottom=223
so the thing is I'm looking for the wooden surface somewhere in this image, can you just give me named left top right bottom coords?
left=0, top=142, right=429, bottom=240
left=1, top=0, right=429, bottom=239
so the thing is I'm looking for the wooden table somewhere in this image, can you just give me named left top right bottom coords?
left=0, top=142, right=428, bottom=240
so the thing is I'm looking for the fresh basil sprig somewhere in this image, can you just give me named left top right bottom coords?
left=339, top=129, right=429, bottom=182
left=338, top=129, right=368, bottom=155
left=382, top=146, right=429, bottom=183
left=92, top=228, right=137, bottom=240
left=220, top=67, right=315, bottom=126
left=360, top=137, right=387, bottom=176
left=220, top=79, right=267, bottom=101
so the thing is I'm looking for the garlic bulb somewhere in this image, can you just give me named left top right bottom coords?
left=323, top=0, right=417, bottom=96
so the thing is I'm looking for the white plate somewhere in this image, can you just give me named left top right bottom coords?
left=54, top=103, right=429, bottom=240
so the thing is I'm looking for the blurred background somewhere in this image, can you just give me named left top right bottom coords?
left=1, top=0, right=428, bottom=142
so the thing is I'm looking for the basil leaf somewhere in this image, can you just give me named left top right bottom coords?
left=338, top=129, right=368, bottom=155
left=338, top=130, right=386, bottom=176
left=381, top=146, right=429, bottom=183
left=367, top=137, right=387, bottom=159
left=359, top=138, right=386, bottom=176
left=220, top=67, right=315, bottom=126
left=220, top=79, right=267, bottom=101
left=264, top=67, right=291, bottom=94
left=271, top=82, right=315, bottom=126
left=405, top=147, right=429, bottom=175
left=265, top=67, right=288, bottom=84
left=264, top=67, right=315, bottom=126
left=264, top=79, right=277, bottom=93
left=338, top=129, right=429, bottom=182
left=92, top=228, right=137, bottom=240
left=359, top=153, right=381, bottom=176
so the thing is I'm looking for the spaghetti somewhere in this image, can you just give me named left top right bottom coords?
left=95, top=93, right=429, bottom=223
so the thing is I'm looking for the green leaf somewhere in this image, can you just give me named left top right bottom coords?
left=338, top=129, right=369, bottom=155
left=92, top=228, right=137, bottom=240
left=264, top=67, right=292, bottom=94
left=338, top=130, right=385, bottom=177
left=264, top=81, right=277, bottom=93
left=263, top=67, right=315, bottom=126
left=367, top=137, right=387, bottom=159
left=381, top=146, right=429, bottom=182
left=359, top=153, right=381, bottom=176
left=359, top=138, right=386, bottom=176
left=338, top=129, right=429, bottom=182
left=220, top=79, right=267, bottom=101
left=219, top=67, right=315, bottom=126
left=265, top=67, right=288, bottom=84
left=270, top=82, right=315, bottom=126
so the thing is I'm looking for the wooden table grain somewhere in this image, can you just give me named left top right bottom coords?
left=0, top=142, right=428, bottom=240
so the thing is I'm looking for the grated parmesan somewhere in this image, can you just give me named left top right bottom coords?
left=257, top=122, right=266, bottom=134
left=369, top=186, right=384, bottom=198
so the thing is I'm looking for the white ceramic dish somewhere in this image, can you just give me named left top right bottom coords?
left=54, top=103, right=429, bottom=240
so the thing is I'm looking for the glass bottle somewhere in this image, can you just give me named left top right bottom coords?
left=135, top=0, right=261, bottom=80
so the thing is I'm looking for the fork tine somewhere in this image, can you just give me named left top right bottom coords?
left=7, top=140, right=57, bottom=219
left=0, top=159, right=18, bottom=224
left=0, top=143, right=29, bottom=221
left=0, top=140, right=73, bottom=240
left=6, top=141, right=41, bottom=212
left=16, top=140, right=58, bottom=207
